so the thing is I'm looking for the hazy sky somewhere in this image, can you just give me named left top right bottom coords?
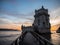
left=0, top=0, right=60, bottom=30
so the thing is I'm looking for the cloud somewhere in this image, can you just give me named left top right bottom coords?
left=0, top=17, right=21, bottom=30
left=0, top=8, right=34, bottom=24
left=0, top=18, right=21, bottom=30
left=50, top=7, right=60, bottom=25
left=0, top=18, right=13, bottom=24
left=0, top=24, right=21, bottom=30
left=0, top=11, right=34, bottom=29
left=50, top=8, right=60, bottom=19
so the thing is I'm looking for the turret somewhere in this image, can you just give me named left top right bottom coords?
left=33, top=6, right=51, bottom=33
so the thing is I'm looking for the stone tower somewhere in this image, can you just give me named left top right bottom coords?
left=33, top=6, right=51, bottom=33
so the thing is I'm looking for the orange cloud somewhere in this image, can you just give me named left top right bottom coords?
left=51, top=24, right=60, bottom=31
left=0, top=24, right=21, bottom=30
left=0, top=22, right=32, bottom=30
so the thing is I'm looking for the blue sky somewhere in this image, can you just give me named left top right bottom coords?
left=0, top=0, right=60, bottom=29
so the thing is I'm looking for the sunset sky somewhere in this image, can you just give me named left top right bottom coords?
left=0, top=0, right=60, bottom=30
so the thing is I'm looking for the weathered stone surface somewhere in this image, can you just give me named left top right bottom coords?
left=22, top=32, right=39, bottom=45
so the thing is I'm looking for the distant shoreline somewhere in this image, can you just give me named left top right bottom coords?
left=0, top=29, right=20, bottom=31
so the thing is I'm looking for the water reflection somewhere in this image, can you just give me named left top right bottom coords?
left=40, top=33, right=60, bottom=45
left=51, top=33, right=60, bottom=45
left=0, top=31, right=60, bottom=45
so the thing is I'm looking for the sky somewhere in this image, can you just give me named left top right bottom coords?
left=0, top=0, right=60, bottom=30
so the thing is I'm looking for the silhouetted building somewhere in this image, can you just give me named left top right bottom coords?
left=21, top=6, right=51, bottom=33
left=33, top=6, right=51, bottom=33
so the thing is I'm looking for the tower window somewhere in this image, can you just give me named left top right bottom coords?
left=43, top=22, right=45, bottom=27
left=38, top=19, right=40, bottom=25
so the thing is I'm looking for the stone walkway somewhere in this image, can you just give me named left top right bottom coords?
left=22, top=32, right=39, bottom=45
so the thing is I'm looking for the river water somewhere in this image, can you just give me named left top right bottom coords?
left=0, top=31, right=60, bottom=45
left=0, top=31, right=22, bottom=45
left=51, top=33, right=60, bottom=45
